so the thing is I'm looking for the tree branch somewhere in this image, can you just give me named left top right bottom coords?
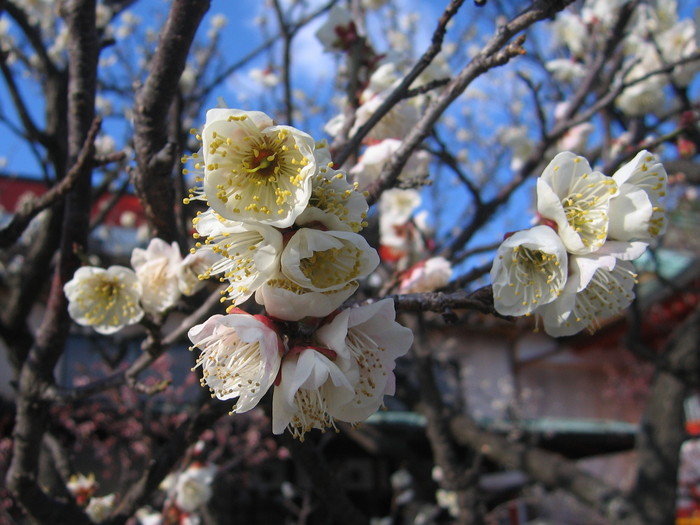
left=6, top=1, right=98, bottom=520
left=133, top=0, right=210, bottom=243
left=364, top=0, right=576, bottom=206
left=0, top=117, right=102, bottom=248
left=333, top=0, right=467, bottom=168
left=449, top=413, right=645, bottom=523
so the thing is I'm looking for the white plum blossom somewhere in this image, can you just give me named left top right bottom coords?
left=363, top=62, right=401, bottom=100
left=192, top=209, right=283, bottom=305
left=537, top=151, right=618, bottom=254
left=535, top=242, right=645, bottom=337
left=608, top=150, right=668, bottom=242
left=280, top=228, right=379, bottom=293
left=555, top=102, right=593, bottom=152
left=67, top=473, right=97, bottom=505
left=581, top=0, right=628, bottom=27
left=295, top=162, right=369, bottom=233
left=315, top=4, right=355, bottom=53
left=491, top=226, right=569, bottom=317
left=499, top=125, right=535, bottom=172
left=131, top=238, right=183, bottom=315
left=615, top=48, right=667, bottom=117
left=378, top=188, right=424, bottom=262
left=314, top=298, right=413, bottom=423
left=178, top=248, right=220, bottom=297
left=350, top=91, right=421, bottom=142
left=188, top=312, right=284, bottom=413
left=436, top=489, right=460, bottom=518
left=255, top=274, right=359, bottom=321
left=559, top=122, right=594, bottom=153
left=134, top=507, right=162, bottom=525
left=399, top=257, right=453, bottom=294
left=656, top=18, right=700, bottom=87
left=379, top=188, right=421, bottom=240
left=550, top=11, right=588, bottom=57
left=349, top=139, right=431, bottom=190
left=272, top=347, right=356, bottom=439
left=249, top=67, right=280, bottom=88
left=196, top=108, right=317, bottom=227
left=85, top=494, right=115, bottom=523
left=545, top=58, right=587, bottom=83
left=64, top=266, right=144, bottom=335
left=173, top=462, right=218, bottom=513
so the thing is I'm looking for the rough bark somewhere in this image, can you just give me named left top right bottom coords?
left=622, top=305, right=700, bottom=525
left=132, top=0, right=210, bottom=243
left=5, top=1, right=98, bottom=521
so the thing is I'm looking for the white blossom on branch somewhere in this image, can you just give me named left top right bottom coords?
left=193, top=108, right=317, bottom=228
left=188, top=311, right=284, bottom=414
left=536, top=151, right=618, bottom=255
left=491, top=225, right=569, bottom=317
left=64, top=266, right=144, bottom=335
left=131, top=238, right=183, bottom=315
left=608, top=149, right=668, bottom=243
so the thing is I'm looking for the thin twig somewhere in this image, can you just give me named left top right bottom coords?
left=42, top=284, right=227, bottom=403
left=0, top=117, right=102, bottom=247
left=334, top=0, right=467, bottom=168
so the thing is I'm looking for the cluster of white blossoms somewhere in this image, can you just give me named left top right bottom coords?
left=184, top=108, right=413, bottom=438
left=549, top=0, right=700, bottom=118
left=491, top=150, right=668, bottom=337
left=184, top=108, right=379, bottom=320
left=64, top=238, right=211, bottom=335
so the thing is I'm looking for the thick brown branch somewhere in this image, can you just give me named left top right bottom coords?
left=133, top=0, right=210, bottom=242
left=389, top=286, right=496, bottom=316
left=622, top=305, right=700, bottom=524
left=6, top=1, right=98, bottom=520
left=449, top=413, right=644, bottom=523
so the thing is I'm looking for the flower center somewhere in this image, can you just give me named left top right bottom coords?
left=288, top=387, right=336, bottom=440
left=193, top=332, right=265, bottom=408
left=96, top=278, right=120, bottom=300
left=243, top=148, right=277, bottom=177
left=509, top=245, right=561, bottom=308
left=560, top=176, right=615, bottom=247
left=299, top=246, right=361, bottom=289
left=512, top=246, right=558, bottom=286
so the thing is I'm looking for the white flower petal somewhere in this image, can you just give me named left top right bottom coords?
left=315, top=299, right=413, bottom=423
left=609, top=150, right=668, bottom=242
left=193, top=212, right=283, bottom=305
left=537, top=255, right=637, bottom=337
left=490, top=226, right=568, bottom=317
left=281, top=229, right=379, bottom=292
left=294, top=165, right=368, bottom=233
left=272, top=349, right=355, bottom=438
left=255, top=275, right=358, bottom=321
left=399, top=256, right=452, bottom=293
left=536, top=152, right=618, bottom=254
left=131, top=238, right=183, bottom=315
left=64, top=265, right=144, bottom=334
left=201, top=108, right=317, bottom=228
left=188, top=312, right=283, bottom=413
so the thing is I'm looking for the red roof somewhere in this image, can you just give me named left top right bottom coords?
left=0, top=177, right=146, bottom=227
